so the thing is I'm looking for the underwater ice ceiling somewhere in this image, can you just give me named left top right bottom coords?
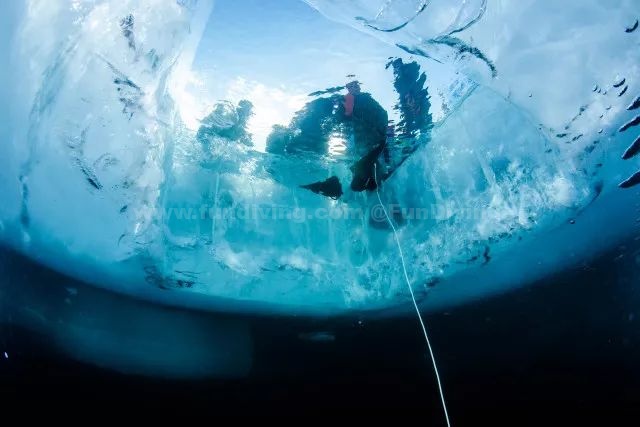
left=0, top=0, right=638, bottom=315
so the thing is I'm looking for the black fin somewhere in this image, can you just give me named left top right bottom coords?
left=350, top=144, right=386, bottom=192
left=301, top=176, right=343, bottom=199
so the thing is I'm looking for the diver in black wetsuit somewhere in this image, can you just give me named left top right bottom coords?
left=341, top=80, right=390, bottom=193
left=266, top=80, right=389, bottom=199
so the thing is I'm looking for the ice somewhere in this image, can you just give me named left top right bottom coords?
left=0, top=0, right=214, bottom=291
left=305, top=0, right=640, bottom=182
left=0, top=0, right=638, bottom=316
left=155, top=83, right=595, bottom=311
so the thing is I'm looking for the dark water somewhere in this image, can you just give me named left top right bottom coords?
left=1, top=242, right=639, bottom=423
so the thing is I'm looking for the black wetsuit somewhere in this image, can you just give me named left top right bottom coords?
left=296, top=92, right=389, bottom=199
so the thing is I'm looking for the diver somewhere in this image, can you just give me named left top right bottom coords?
left=197, top=99, right=254, bottom=147
left=273, top=80, right=390, bottom=199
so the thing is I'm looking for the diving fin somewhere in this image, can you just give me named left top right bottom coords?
left=300, top=176, right=343, bottom=199
left=350, top=144, right=386, bottom=192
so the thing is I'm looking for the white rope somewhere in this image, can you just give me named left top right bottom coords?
left=373, top=164, right=451, bottom=427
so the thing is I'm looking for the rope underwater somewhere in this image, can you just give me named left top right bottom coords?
left=373, top=164, right=451, bottom=427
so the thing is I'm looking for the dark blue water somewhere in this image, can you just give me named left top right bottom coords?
left=1, top=240, right=639, bottom=422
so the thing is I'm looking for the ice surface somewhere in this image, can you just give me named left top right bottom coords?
left=0, top=0, right=639, bottom=315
